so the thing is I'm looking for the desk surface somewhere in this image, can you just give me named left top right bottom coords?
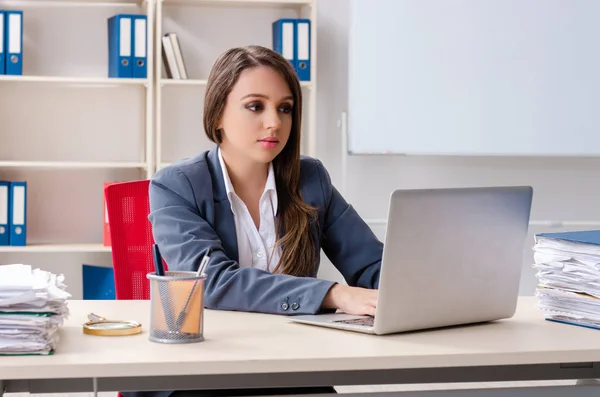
left=0, top=296, right=599, bottom=380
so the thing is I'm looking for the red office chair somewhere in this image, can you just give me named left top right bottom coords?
left=104, top=180, right=167, bottom=300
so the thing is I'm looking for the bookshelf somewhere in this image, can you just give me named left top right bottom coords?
left=0, top=0, right=317, bottom=298
left=155, top=0, right=317, bottom=167
left=0, top=0, right=155, bottom=264
left=0, top=243, right=111, bottom=253
left=0, top=161, right=148, bottom=169
left=160, top=78, right=312, bottom=87
left=0, top=74, right=148, bottom=85
left=163, top=0, right=313, bottom=8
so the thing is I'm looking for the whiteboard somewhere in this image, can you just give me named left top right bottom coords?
left=348, top=0, right=600, bottom=156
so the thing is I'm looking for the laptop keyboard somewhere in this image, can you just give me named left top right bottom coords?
left=333, top=317, right=374, bottom=327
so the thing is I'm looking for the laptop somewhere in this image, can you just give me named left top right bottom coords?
left=290, top=186, right=534, bottom=335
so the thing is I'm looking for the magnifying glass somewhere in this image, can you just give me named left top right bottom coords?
left=83, top=313, right=142, bottom=336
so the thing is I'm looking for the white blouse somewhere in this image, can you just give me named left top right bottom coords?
left=218, top=148, right=281, bottom=272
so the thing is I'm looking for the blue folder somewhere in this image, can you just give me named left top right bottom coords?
left=547, top=318, right=600, bottom=331
left=132, top=15, right=147, bottom=79
left=8, top=181, right=26, bottom=246
left=4, top=10, right=23, bottom=76
left=107, top=14, right=133, bottom=78
left=82, top=264, right=115, bottom=300
left=536, top=230, right=600, bottom=245
left=272, top=18, right=296, bottom=68
left=0, top=11, right=5, bottom=75
left=0, top=181, right=10, bottom=246
left=294, top=19, right=311, bottom=81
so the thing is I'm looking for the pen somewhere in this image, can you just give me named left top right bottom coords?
left=175, top=248, right=212, bottom=330
left=153, top=243, right=165, bottom=276
left=152, top=244, right=175, bottom=331
left=196, top=247, right=212, bottom=277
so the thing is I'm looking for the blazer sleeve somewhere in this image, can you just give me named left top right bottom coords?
left=316, top=161, right=383, bottom=289
left=148, top=165, right=337, bottom=316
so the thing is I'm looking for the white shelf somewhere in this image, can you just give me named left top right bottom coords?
left=0, top=161, right=148, bottom=169
left=160, top=78, right=312, bottom=88
left=0, top=0, right=145, bottom=6
left=163, top=0, right=313, bottom=7
left=0, top=75, right=148, bottom=86
left=161, top=79, right=208, bottom=86
left=0, top=244, right=111, bottom=253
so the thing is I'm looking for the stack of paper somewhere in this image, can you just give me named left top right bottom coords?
left=532, top=230, right=600, bottom=330
left=0, top=264, right=71, bottom=355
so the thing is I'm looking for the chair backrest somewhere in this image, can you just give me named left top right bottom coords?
left=105, top=180, right=167, bottom=300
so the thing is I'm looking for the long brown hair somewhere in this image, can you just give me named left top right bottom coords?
left=203, top=45, right=318, bottom=277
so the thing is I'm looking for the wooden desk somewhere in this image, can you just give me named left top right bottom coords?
left=0, top=297, right=599, bottom=397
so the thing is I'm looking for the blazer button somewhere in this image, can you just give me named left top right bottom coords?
left=291, top=302, right=299, bottom=310
left=281, top=302, right=289, bottom=311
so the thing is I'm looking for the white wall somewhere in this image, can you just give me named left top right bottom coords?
left=314, top=0, right=600, bottom=295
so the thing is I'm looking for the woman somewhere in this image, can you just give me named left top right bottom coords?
left=143, top=45, right=383, bottom=397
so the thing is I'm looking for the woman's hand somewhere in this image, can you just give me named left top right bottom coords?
left=322, top=284, right=378, bottom=316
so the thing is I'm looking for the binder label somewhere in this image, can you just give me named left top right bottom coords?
left=282, top=22, right=294, bottom=60
left=0, top=186, right=7, bottom=225
left=297, top=22, right=309, bottom=61
left=120, top=18, right=131, bottom=57
left=8, top=13, right=21, bottom=54
left=12, top=186, right=25, bottom=225
left=0, top=14, right=4, bottom=53
left=135, top=18, right=146, bottom=57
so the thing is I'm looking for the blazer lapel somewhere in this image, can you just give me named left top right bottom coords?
left=206, top=146, right=239, bottom=262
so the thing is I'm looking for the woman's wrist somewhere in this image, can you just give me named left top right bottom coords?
left=322, top=283, right=343, bottom=309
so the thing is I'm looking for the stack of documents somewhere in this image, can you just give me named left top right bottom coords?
left=0, top=264, right=71, bottom=355
left=532, top=230, right=600, bottom=330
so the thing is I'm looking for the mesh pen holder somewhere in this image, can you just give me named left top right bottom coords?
left=147, top=271, right=206, bottom=344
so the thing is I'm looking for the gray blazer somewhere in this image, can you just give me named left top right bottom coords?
left=148, top=146, right=383, bottom=315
